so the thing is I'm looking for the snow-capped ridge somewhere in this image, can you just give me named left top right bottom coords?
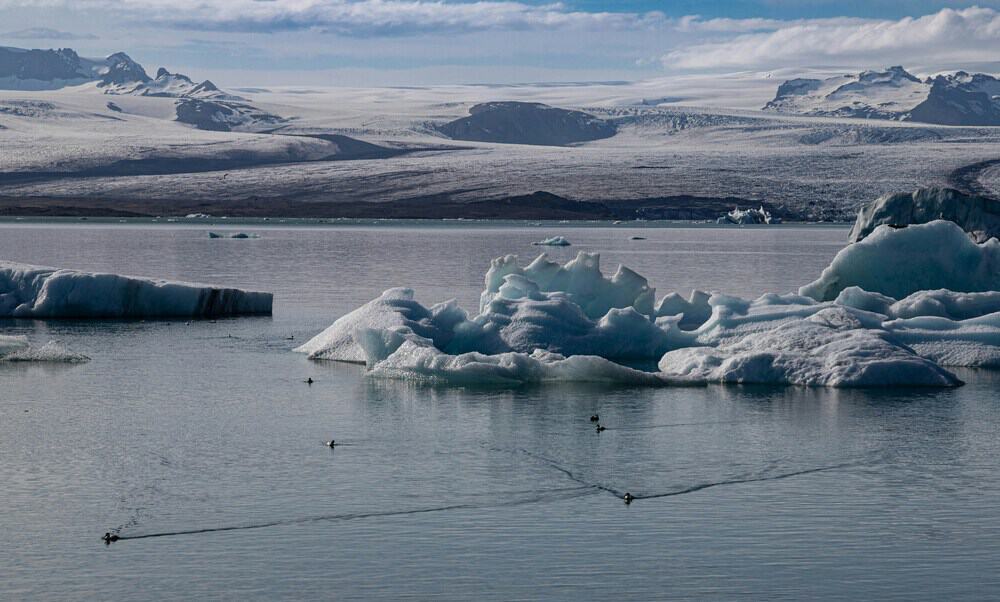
left=766, top=66, right=1000, bottom=125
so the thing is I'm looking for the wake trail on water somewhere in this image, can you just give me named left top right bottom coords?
left=491, top=443, right=864, bottom=502
left=600, top=419, right=750, bottom=431
left=633, top=462, right=862, bottom=500
left=108, top=485, right=598, bottom=542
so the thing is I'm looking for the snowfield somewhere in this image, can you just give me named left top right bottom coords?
left=5, top=68, right=1000, bottom=219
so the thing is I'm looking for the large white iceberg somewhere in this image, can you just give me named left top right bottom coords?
left=1, top=261, right=272, bottom=319
left=299, top=249, right=985, bottom=388
left=800, top=221, right=1000, bottom=301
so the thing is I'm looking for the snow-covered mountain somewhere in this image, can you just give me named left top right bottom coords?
left=0, top=46, right=104, bottom=90
left=101, top=65, right=245, bottom=101
left=765, top=66, right=1000, bottom=125
left=0, top=45, right=279, bottom=130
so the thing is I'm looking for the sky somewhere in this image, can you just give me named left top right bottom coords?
left=4, top=1, right=1000, bottom=86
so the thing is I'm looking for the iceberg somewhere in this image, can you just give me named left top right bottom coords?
left=532, top=236, right=571, bottom=246
left=658, top=307, right=960, bottom=387
left=850, top=188, right=1000, bottom=244
left=884, top=312, right=1000, bottom=368
left=0, top=261, right=272, bottom=319
left=208, top=232, right=259, bottom=239
left=301, top=250, right=982, bottom=388
left=294, top=288, right=466, bottom=363
left=717, top=206, right=781, bottom=225
left=0, top=335, right=89, bottom=362
left=800, top=221, right=1000, bottom=301
left=357, top=326, right=677, bottom=387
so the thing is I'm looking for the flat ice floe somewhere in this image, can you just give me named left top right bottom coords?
left=0, top=335, right=89, bottom=362
left=1, top=261, right=272, bottom=318
left=300, top=235, right=1000, bottom=387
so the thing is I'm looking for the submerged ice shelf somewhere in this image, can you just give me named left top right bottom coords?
left=299, top=219, right=1000, bottom=388
left=0, top=261, right=272, bottom=318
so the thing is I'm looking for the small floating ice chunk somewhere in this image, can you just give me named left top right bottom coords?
left=532, top=236, right=571, bottom=246
left=208, top=232, right=259, bottom=239
left=0, top=335, right=89, bottom=362
left=0, top=261, right=272, bottom=319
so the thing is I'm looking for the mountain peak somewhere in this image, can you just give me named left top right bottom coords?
left=766, top=65, right=1000, bottom=126
left=100, top=51, right=150, bottom=86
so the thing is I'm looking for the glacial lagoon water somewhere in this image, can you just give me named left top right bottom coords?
left=2, top=222, right=1000, bottom=600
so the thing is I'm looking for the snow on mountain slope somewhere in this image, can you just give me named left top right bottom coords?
left=765, top=66, right=1000, bottom=126
left=0, top=46, right=104, bottom=90
left=0, top=45, right=278, bottom=131
left=101, top=66, right=245, bottom=101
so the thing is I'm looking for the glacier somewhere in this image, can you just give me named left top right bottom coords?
left=0, top=261, right=272, bottom=319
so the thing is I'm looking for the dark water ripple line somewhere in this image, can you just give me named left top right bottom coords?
left=109, top=485, right=598, bottom=543
left=490, top=445, right=625, bottom=497
left=601, top=420, right=750, bottom=432
left=633, top=461, right=862, bottom=501
left=489, top=443, right=866, bottom=502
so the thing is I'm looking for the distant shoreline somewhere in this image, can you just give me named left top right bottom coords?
left=0, top=216, right=850, bottom=228
left=0, top=190, right=808, bottom=222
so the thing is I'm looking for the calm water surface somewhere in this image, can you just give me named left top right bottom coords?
left=2, top=223, right=999, bottom=600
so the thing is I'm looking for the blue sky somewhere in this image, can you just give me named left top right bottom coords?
left=4, top=1, right=1000, bottom=85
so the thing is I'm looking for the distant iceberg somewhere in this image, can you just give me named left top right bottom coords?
left=532, top=236, right=571, bottom=246
left=208, top=232, right=259, bottom=239
left=0, top=261, right=272, bottom=319
left=717, top=206, right=780, bottom=225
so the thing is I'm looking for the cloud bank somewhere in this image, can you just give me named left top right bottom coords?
left=664, top=7, right=1000, bottom=70
left=3, top=26, right=98, bottom=40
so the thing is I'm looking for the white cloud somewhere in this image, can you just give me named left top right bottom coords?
left=2, top=26, right=98, bottom=39
left=664, top=7, right=1000, bottom=70
left=0, top=0, right=670, bottom=36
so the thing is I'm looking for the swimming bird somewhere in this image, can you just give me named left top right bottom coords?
left=103, top=532, right=119, bottom=544
left=623, top=492, right=635, bottom=504
left=306, top=378, right=314, bottom=385
left=596, top=425, right=606, bottom=433
left=326, top=439, right=337, bottom=448
left=590, top=414, right=600, bottom=422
